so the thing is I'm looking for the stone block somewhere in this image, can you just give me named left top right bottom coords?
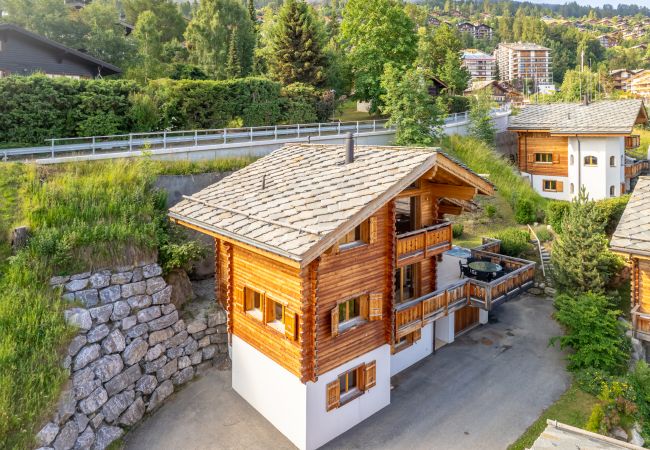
left=110, top=271, right=133, bottom=285
left=68, top=335, right=87, bottom=357
left=50, top=275, right=70, bottom=286
left=74, top=426, right=94, bottom=450
left=73, top=413, right=89, bottom=434
left=146, top=343, right=165, bottom=362
left=101, top=390, right=134, bottom=423
left=207, top=309, right=227, bottom=327
left=89, top=271, right=111, bottom=289
left=148, top=327, right=174, bottom=346
left=202, top=345, right=217, bottom=361
left=105, top=364, right=141, bottom=397
left=172, top=319, right=186, bottom=333
left=122, top=337, right=148, bottom=366
left=126, top=323, right=149, bottom=339
left=131, top=267, right=144, bottom=282
left=86, top=324, right=110, bottom=344
left=161, top=303, right=176, bottom=315
left=178, top=356, right=191, bottom=370
left=75, top=289, right=99, bottom=308
left=121, top=315, right=137, bottom=331
left=65, top=308, right=92, bottom=331
left=37, top=422, right=59, bottom=447
left=198, top=336, right=210, bottom=349
left=127, top=294, right=151, bottom=310
left=99, top=285, right=121, bottom=305
left=118, top=397, right=145, bottom=427
left=146, top=276, right=166, bottom=295
left=135, top=374, right=157, bottom=395
left=172, top=367, right=194, bottom=386
left=71, top=272, right=91, bottom=281
left=93, top=426, right=123, bottom=450
left=144, top=355, right=168, bottom=374
left=79, top=387, right=108, bottom=415
left=137, top=305, right=161, bottom=323
left=110, top=301, right=130, bottom=321
left=65, top=279, right=89, bottom=293
left=73, top=344, right=101, bottom=371
left=210, top=334, right=228, bottom=345
left=89, top=413, right=104, bottom=430
left=121, top=281, right=146, bottom=298
left=184, top=339, right=199, bottom=356
left=88, top=305, right=112, bottom=324
left=148, top=311, right=178, bottom=332
left=166, top=330, right=188, bottom=348
left=147, top=380, right=173, bottom=412
left=92, top=355, right=123, bottom=383
left=187, top=319, right=207, bottom=335
left=190, top=351, right=202, bottom=365
left=204, top=327, right=217, bottom=336
left=152, top=286, right=172, bottom=305
left=156, top=358, right=178, bottom=382
left=53, top=420, right=78, bottom=450
left=101, top=330, right=125, bottom=355
left=166, top=346, right=184, bottom=359
left=72, top=368, right=97, bottom=401
left=142, top=264, right=162, bottom=279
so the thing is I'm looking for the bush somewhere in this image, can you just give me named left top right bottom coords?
left=552, top=293, right=630, bottom=374
left=446, top=95, right=470, bottom=113
left=484, top=204, right=497, bottom=219
left=281, top=83, right=319, bottom=124
left=535, top=227, right=552, bottom=243
left=629, top=361, right=650, bottom=440
left=595, top=195, right=630, bottom=235
left=515, top=198, right=536, bottom=224
left=452, top=223, right=464, bottom=238
left=492, top=227, right=530, bottom=257
left=574, top=367, right=613, bottom=396
left=586, top=404, right=606, bottom=433
left=129, top=92, right=161, bottom=132
left=546, top=200, right=570, bottom=232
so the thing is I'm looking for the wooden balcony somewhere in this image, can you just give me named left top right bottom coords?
left=625, top=160, right=649, bottom=179
left=632, top=305, right=650, bottom=342
left=396, top=221, right=452, bottom=267
left=625, top=134, right=641, bottom=150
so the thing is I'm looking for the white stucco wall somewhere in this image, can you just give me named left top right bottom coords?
left=568, top=136, right=624, bottom=200
left=231, top=336, right=308, bottom=449
left=524, top=172, right=571, bottom=201
left=390, top=323, right=434, bottom=376
left=435, top=313, right=455, bottom=344
left=305, top=344, right=391, bottom=450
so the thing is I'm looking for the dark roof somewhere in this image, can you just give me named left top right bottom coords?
left=508, top=100, right=647, bottom=135
left=0, top=23, right=121, bottom=75
left=611, top=177, right=650, bottom=256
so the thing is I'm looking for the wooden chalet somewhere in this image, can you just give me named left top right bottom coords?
left=611, top=177, right=650, bottom=342
left=168, top=141, right=536, bottom=450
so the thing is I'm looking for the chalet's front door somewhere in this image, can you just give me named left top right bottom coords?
left=454, top=305, right=479, bottom=336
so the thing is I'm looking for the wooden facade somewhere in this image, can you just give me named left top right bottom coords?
left=516, top=132, right=569, bottom=176
left=631, top=258, right=650, bottom=341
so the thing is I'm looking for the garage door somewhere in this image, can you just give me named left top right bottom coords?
left=455, top=305, right=479, bottom=336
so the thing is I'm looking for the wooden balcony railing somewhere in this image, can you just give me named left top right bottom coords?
left=625, top=160, right=649, bottom=179
left=632, top=305, right=650, bottom=342
left=625, top=134, right=641, bottom=150
left=396, top=221, right=452, bottom=266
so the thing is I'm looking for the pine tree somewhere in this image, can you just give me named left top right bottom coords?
left=551, top=188, right=620, bottom=295
left=225, top=32, right=241, bottom=78
left=248, top=0, right=257, bottom=28
left=268, top=0, right=327, bottom=86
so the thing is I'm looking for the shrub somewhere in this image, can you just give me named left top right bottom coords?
left=159, top=241, right=207, bottom=274
left=586, top=404, right=606, bottom=434
left=280, top=83, right=319, bottom=124
left=629, top=361, right=650, bottom=440
left=552, top=293, right=630, bottom=374
left=484, top=204, right=497, bottom=219
left=574, top=367, right=613, bottom=396
left=546, top=200, right=570, bottom=232
left=129, top=92, right=161, bottom=132
left=594, top=195, right=630, bottom=235
left=514, top=198, right=536, bottom=224
left=446, top=95, right=470, bottom=113
left=452, top=223, right=464, bottom=238
left=535, top=227, right=552, bottom=243
left=492, top=227, right=530, bottom=257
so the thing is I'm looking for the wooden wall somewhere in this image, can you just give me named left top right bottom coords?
left=314, top=205, right=393, bottom=376
left=517, top=132, right=569, bottom=176
left=638, top=259, right=650, bottom=312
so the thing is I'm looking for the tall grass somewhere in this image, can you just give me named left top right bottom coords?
left=441, top=135, right=546, bottom=216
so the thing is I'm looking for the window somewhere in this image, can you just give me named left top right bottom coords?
left=570, top=183, right=574, bottom=194
left=338, top=221, right=368, bottom=249
left=326, top=361, right=377, bottom=411
left=393, top=329, right=422, bottom=354
left=395, top=263, right=419, bottom=304
left=244, top=287, right=263, bottom=320
left=584, top=156, right=598, bottom=166
left=570, top=155, right=574, bottom=165
left=542, top=180, right=564, bottom=192
left=395, top=196, right=420, bottom=234
left=610, top=185, right=616, bottom=197
left=610, top=156, right=616, bottom=167
left=331, top=293, right=382, bottom=336
left=266, top=298, right=285, bottom=333
left=535, top=153, right=553, bottom=163
left=338, top=297, right=360, bottom=326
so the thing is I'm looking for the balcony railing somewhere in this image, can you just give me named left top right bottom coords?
left=396, top=221, right=452, bottom=266
left=625, top=135, right=641, bottom=150
left=394, top=242, right=536, bottom=339
left=625, top=160, right=649, bottom=179
left=632, top=305, right=650, bottom=342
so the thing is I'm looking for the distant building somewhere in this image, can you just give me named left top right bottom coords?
left=630, top=71, right=650, bottom=100
left=464, top=80, right=523, bottom=105
left=427, top=16, right=441, bottom=26
left=598, top=34, right=618, bottom=49
left=0, top=23, right=121, bottom=78
left=461, top=50, right=496, bottom=81
left=494, top=42, right=553, bottom=93
left=456, top=22, right=493, bottom=40
left=610, top=68, right=638, bottom=91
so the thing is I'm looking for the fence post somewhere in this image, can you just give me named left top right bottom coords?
left=51, top=140, right=55, bottom=158
left=223, top=129, right=227, bottom=144
left=373, top=120, right=376, bottom=132
left=250, top=127, right=253, bottom=142
left=128, top=134, right=132, bottom=152
left=318, top=123, right=321, bottom=137
left=194, top=130, right=198, bottom=147
left=274, top=126, right=277, bottom=140
left=163, top=131, right=167, bottom=150
left=297, top=124, right=300, bottom=138
left=356, top=121, right=360, bottom=134
left=92, top=137, right=96, bottom=155
left=337, top=122, right=341, bottom=135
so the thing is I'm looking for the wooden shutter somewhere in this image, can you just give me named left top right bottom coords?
left=360, top=295, right=369, bottom=320
left=369, top=293, right=383, bottom=321
left=234, top=287, right=244, bottom=311
left=326, top=380, right=340, bottom=411
left=527, top=153, right=535, bottom=163
left=552, top=153, right=560, bottom=164
left=285, top=310, right=298, bottom=341
left=413, top=328, right=422, bottom=342
left=369, top=217, right=378, bottom=244
left=364, top=361, right=377, bottom=390
left=331, top=307, right=339, bottom=337
left=556, top=181, right=564, bottom=192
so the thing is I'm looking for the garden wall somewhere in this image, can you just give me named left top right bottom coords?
left=36, top=263, right=227, bottom=450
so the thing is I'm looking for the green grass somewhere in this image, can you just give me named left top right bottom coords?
left=153, top=156, right=257, bottom=176
left=627, top=127, right=650, bottom=160
left=331, top=99, right=384, bottom=122
left=508, top=383, right=599, bottom=450
left=0, top=164, right=25, bottom=264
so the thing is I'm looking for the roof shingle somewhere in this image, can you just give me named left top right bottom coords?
left=611, top=177, right=650, bottom=255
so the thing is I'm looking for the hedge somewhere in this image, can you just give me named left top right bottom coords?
left=0, top=75, right=331, bottom=145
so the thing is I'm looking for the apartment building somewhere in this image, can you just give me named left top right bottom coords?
left=457, top=22, right=493, bottom=40
left=495, top=42, right=553, bottom=93
left=461, top=49, right=496, bottom=81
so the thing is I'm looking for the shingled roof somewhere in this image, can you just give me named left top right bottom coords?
left=611, top=177, right=650, bottom=256
left=169, top=143, right=492, bottom=266
left=509, top=99, right=647, bottom=135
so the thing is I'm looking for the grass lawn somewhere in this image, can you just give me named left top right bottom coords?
left=331, top=99, right=384, bottom=122
left=451, top=194, right=517, bottom=248
left=508, top=383, right=599, bottom=450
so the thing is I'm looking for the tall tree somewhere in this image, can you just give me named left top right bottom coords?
left=468, top=89, right=496, bottom=146
left=248, top=0, right=256, bottom=25
left=123, top=0, right=186, bottom=41
left=380, top=64, right=444, bottom=146
left=437, top=49, right=470, bottom=95
left=185, top=0, right=255, bottom=79
left=416, top=24, right=463, bottom=76
left=131, top=10, right=165, bottom=82
left=0, top=0, right=83, bottom=44
left=267, top=0, right=327, bottom=86
left=340, top=0, right=417, bottom=111
left=225, top=32, right=242, bottom=78
left=77, top=0, right=135, bottom=67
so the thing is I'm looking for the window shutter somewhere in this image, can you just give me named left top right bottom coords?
left=234, top=287, right=244, bottom=311
left=326, top=380, right=340, bottom=411
left=285, top=310, right=298, bottom=341
left=360, top=295, right=369, bottom=320
left=369, top=217, right=378, bottom=244
left=413, top=329, right=422, bottom=342
left=364, top=361, right=377, bottom=390
left=552, top=153, right=560, bottom=164
left=331, top=307, right=339, bottom=337
left=369, top=293, right=383, bottom=321
left=527, top=153, right=535, bottom=163
left=556, top=181, right=564, bottom=192
left=357, top=364, right=366, bottom=392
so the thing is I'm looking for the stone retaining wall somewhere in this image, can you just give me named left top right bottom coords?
left=36, top=264, right=227, bottom=450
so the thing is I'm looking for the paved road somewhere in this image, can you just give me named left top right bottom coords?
left=124, top=294, right=568, bottom=450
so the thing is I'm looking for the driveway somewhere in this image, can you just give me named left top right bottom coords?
left=125, top=294, right=568, bottom=450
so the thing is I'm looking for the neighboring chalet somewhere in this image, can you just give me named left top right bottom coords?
left=611, top=177, right=650, bottom=344
left=169, top=142, right=536, bottom=450
left=457, top=22, right=493, bottom=40
left=0, top=23, right=121, bottom=78
left=465, top=80, right=523, bottom=105
left=631, top=71, right=650, bottom=100
left=598, top=34, right=618, bottom=49
left=610, top=68, right=637, bottom=91
left=509, top=99, right=649, bottom=201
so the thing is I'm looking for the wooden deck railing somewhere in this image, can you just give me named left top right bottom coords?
left=396, top=221, right=452, bottom=266
left=625, top=160, right=649, bottom=179
left=625, top=134, right=641, bottom=150
left=632, top=305, right=650, bottom=342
